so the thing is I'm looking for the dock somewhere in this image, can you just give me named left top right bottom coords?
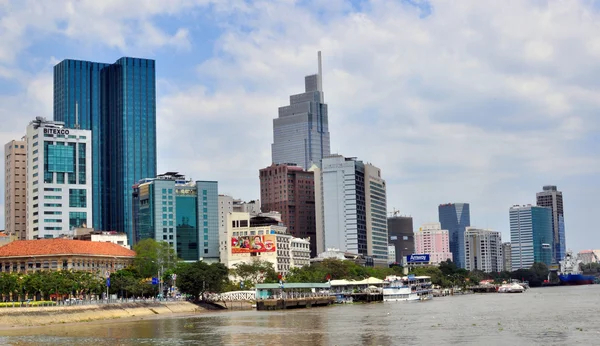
left=256, top=296, right=335, bottom=310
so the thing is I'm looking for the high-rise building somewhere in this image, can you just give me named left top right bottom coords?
left=4, top=139, right=27, bottom=240
left=536, top=185, right=566, bottom=263
left=387, top=215, right=415, bottom=265
left=509, top=205, right=553, bottom=270
left=464, top=227, right=503, bottom=273
left=414, top=223, right=453, bottom=265
left=316, top=155, right=388, bottom=266
left=271, top=52, right=330, bottom=169
left=502, top=242, right=512, bottom=272
left=438, top=203, right=470, bottom=268
left=131, top=173, right=219, bottom=262
left=26, top=117, right=92, bottom=239
left=259, top=164, right=316, bottom=257
left=54, top=57, right=157, bottom=242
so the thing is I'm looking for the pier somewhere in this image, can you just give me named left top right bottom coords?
left=255, top=282, right=334, bottom=311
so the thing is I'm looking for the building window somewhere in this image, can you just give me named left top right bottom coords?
left=69, top=212, right=87, bottom=228
left=69, top=189, right=87, bottom=208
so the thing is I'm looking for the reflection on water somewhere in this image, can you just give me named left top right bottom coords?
left=2, top=285, right=599, bottom=345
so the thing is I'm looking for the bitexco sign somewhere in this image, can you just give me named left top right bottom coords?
left=406, top=254, right=430, bottom=263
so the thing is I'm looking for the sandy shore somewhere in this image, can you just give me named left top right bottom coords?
left=0, top=301, right=205, bottom=330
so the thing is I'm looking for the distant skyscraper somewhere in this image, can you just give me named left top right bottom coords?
left=387, top=215, right=415, bottom=265
left=464, top=227, right=503, bottom=273
left=509, top=205, right=553, bottom=270
left=438, top=203, right=470, bottom=268
left=414, top=223, right=453, bottom=265
left=4, top=138, right=27, bottom=240
left=315, top=155, right=388, bottom=266
left=54, top=57, right=157, bottom=242
left=271, top=52, right=330, bottom=169
left=536, top=185, right=565, bottom=263
left=259, top=164, right=317, bottom=257
left=502, top=242, right=512, bottom=272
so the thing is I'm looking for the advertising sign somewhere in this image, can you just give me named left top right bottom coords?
left=231, top=234, right=276, bottom=254
left=406, top=254, right=430, bottom=263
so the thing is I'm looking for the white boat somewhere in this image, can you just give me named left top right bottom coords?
left=383, top=275, right=433, bottom=302
left=497, top=282, right=525, bottom=293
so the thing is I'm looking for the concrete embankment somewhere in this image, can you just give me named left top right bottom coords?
left=0, top=301, right=204, bottom=328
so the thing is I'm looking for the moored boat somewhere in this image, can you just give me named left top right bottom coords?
left=497, top=283, right=525, bottom=293
left=559, top=251, right=596, bottom=286
left=382, top=275, right=433, bottom=302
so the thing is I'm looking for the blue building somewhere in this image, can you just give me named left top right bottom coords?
left=509, top=205, right=553, bottom=270
left=438, top=203, right=470, bottom=268
left=536, top=185, right=566, bottom=263
left=54, top=57, right=157, bottom=242
left=132, top=173, right=219, bottom=262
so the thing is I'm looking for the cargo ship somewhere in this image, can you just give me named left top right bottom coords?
left=558, top=251, right=596, bottom=285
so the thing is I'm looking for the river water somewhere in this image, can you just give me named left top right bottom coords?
left=2, top=285, right=599, bottom=345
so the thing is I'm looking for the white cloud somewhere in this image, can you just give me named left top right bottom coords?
left=156, top=0, right=600, bottom=252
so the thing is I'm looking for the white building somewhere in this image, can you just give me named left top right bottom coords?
left=464, top=227, right=503, bottom=273
left=414, top=223, right=453, bottom=265
left=26, top=117, right=92, bottom=239
left=388, top=245, right=396, bottom=265
left=578, top=250, right=600, bottom=265
left=316, top=155, right=388, bottom=267
left=224, top=212, right=310, bottom=276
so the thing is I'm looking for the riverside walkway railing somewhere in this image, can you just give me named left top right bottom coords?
left=0, top=297, right=187, bottom=308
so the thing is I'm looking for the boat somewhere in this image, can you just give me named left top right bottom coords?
left=382, top=275, right=433, bottom=302
left=497, top=282, right=525, bottom=293
left=559, top=251, right=596, bottom=285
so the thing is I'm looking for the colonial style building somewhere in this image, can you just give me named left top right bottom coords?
left=0, top=239, right=135, bottom=274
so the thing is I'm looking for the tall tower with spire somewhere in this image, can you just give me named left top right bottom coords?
left=271, top=51, right=330, bottom=169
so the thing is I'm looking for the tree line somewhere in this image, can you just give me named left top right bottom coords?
left=0, top=238, right=558, bottom=302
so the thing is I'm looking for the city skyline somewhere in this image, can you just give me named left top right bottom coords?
left=1, top=1, right=600, bottom=252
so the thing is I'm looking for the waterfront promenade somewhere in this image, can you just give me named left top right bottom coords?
left=0, top=300, right=203, bottom=328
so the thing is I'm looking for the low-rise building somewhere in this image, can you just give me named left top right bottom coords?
left=224, top=212, right=310, bottom=276
left=0, top=231, right=12, bottom=247
left=578, top=250, right=600, bottom=264
left=0, top=239, right=135, bottom=274
left=73, top=229, right=130, bottom=249
left=414, top=222, right=453, bottom=265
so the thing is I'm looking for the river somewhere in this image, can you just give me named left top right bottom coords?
left=1, top=285, right=599, bottom=345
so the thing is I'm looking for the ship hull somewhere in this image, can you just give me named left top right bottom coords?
left=558, top=274, right=595, bottom=285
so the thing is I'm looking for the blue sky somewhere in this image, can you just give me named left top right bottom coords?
left=1, top=0, right=600, bottom=253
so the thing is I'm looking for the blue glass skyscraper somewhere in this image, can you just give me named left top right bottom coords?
left=438, top=203, right=471, bottom=268
left=509, top=205, right=553, bottom=269
left=54, top=57, right=156, bottom=243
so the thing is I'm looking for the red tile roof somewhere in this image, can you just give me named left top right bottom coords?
left=0, top=232, right=8, bottom=237
left=0, top=239, right=136, bottom=258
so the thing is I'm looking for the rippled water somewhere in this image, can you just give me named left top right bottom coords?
left=2, top=285, right=599, bottom=345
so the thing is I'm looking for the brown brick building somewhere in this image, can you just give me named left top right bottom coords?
left=259, top=164, right=316, bottom=257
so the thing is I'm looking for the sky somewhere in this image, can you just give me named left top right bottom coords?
left=1, top=0, right=599, bottom=252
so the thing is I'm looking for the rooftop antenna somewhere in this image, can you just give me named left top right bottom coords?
left=317, top=51, right=323, bottom=92
left=75, top=102, right=80, bottom=129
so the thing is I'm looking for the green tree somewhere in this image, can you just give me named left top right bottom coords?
left=176, top=261, right=229, bottom=301
left=133, top=239, right=179, bottom=279
left=231, top=259, right=278, bottom=287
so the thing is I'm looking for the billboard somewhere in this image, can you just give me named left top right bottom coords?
left=406, top=254, right=430, bottom=263
left=231, top=234, right=276, bottom=254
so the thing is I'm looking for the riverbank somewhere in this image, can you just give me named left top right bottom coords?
left=0, top=301, right=205, bottom=329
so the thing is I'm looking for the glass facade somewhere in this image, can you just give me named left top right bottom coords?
left=272, top=66, right=330, bottom=169
left=132, top=177, right=218, bottom=261
left=509, top=206, right=553, bottom=270
left=196, top=181, right=219, bottom=260
left=54, top=57, right=156, bottom=241
left=176, top=191, right=198, bottom=261
left=438, top=203, right=471, bottom=269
